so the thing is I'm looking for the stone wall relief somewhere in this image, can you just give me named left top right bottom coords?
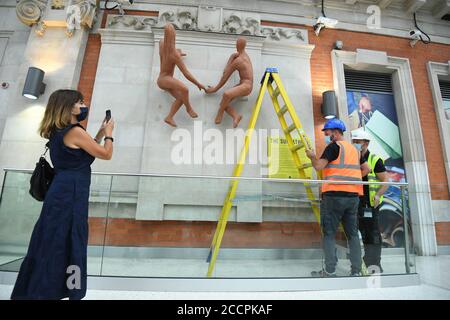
left=261, top=27, right=306, bottom=43
left=197, top=6, right=223, bottom=32
left=148, top=6, right=262, bottom=36
left=222, top=12, right=260, bottom=36
left=16, top=2, right=308, bottom=43
left=107, top=7, right=197, bottom=31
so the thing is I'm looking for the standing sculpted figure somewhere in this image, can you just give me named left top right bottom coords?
left=157, top=24, right=205, bottom=127
left=205, top=38, right=253, bottom=128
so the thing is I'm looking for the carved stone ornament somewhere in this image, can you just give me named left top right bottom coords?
left=197, top=6, right=222, bottom=32
left=108, top=15, right=158, bottom=31
left=222, top=12, right=260, bottom=35
left=16, top=0, right=97, bottom=37
left=107, top=8, right=199, bottom=31
left=148, top=7, right=261, bottom=36
left=157, top=8, right=197, bottom=30
left=261, top=27, right=306, bottom=42
left=51, top=0, right=65, bottom=10
left=16, top=0, right=48, bottom=26
left=66, top=0, right=97, bottom=37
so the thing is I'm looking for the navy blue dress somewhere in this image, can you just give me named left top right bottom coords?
left=11, top=123, right=95, bottom=300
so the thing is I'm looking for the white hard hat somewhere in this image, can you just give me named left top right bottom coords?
left=351, top=129, right=371, bottom=141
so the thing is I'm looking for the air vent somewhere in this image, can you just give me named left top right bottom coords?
left=439, top=80, right=450, bottom=100
left=344, top=70, right=392, bottom=94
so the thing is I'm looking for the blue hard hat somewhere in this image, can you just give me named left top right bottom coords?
left=322, top=118, right=346, bottom=132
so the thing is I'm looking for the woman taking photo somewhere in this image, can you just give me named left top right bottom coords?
left=11, top=89, right=114, bottom=300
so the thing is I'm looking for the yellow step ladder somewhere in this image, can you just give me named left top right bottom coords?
left=206, top=68, right=366, bottom=277
left=206, top=68, right=320, bottom=276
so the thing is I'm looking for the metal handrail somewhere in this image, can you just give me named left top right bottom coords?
left=3, top=168, right=408, bottom=186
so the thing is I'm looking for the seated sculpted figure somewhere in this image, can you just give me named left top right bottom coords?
left=205, top=37, right=253, bottom=128
left=157, top=23, right=205, bottom=127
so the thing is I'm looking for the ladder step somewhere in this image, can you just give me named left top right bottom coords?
left=273, top=87, right=280, bottom=97
left=290, top=143, right=305, bottom=152
left=277, top=105, right=289, bottom=117
left=283, top=123, right=297, bottom=134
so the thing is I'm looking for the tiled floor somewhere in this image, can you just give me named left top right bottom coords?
left=0, top=255, right=449, bottom=299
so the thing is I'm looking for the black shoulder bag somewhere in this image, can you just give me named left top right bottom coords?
left=29, top=142, right=55, bottom=201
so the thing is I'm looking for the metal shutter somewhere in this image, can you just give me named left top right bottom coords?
left=439, top=80, right=450, bottom=101
left=344, top=70, right=393, bottom=94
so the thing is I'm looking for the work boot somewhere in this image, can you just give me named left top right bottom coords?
left=311, top=269, right=337, bottom=277
left=367, top=264, right=383, bottom=274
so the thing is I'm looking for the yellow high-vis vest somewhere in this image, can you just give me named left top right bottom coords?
left=367, top=153, right=384, bottom=207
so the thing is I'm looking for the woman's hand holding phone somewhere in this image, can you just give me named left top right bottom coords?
left=104, top=118, right=114, bottom=137
left=95, top=110, right=114, bottom=142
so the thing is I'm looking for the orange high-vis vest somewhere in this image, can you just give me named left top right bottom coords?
left=322, top=140, right=364, bottom=196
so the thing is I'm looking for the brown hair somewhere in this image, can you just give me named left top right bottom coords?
left=38, top=89, right=84, bottom=139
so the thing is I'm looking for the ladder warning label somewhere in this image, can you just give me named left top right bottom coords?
left=267, top=136, right=313, bottom=179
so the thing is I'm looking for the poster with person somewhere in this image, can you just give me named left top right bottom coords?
left=347, top=90, right=412, bottom=248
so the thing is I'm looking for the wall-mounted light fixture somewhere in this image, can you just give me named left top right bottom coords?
left=22, top=67, right=46, bottom=100
left=321, top=90, right=337, bottom=119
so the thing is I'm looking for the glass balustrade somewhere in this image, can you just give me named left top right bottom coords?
left=0, top=169, right=415, bottom=279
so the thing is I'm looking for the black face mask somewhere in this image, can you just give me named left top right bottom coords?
left=76, top=107, right=89, bottom=122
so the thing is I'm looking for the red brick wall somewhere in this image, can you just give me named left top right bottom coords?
left=78, top=16, right=450, bottom=248
left=88, top=217, right=324, bottom=248
left=77, top=33, right=101, bottom=131
left=436, top=222, right=450, bottom=245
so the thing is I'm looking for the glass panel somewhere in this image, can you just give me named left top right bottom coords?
left=100, top=175, right=218, bottom=277
left=208, top=179, right=323, bottom=278
left=87, top=174, right=112, bottom=276
left=369, top=184, right=416, bottom=275
left=0, top=171, right=42, bottom=271
left=0, top=171, right=111, bottom=275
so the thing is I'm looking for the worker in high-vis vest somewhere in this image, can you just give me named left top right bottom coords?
left=306, top=118, right=363, bottom=277
left=352, top=130, right=389, bottom=273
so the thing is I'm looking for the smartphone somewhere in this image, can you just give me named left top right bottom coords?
left=105, top=109, right=111, bottom=122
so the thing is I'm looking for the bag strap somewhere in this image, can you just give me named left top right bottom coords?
left=41, top=141, right=50, bottom=158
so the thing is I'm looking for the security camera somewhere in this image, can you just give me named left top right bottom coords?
left=409, top=29, right=423, bottom=47
left=1, top=82, right=8, bottom=89
left=318, top=16, right=339, bottom=28
left=115, top=0, right=134, bottom=4
left=313, top=22, right=325, bottom=36
left=313, top=16, right=339, bottom=36
left=409, top=29, right=422, bottom=39
left=106, top=0, right=134, bottom=16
